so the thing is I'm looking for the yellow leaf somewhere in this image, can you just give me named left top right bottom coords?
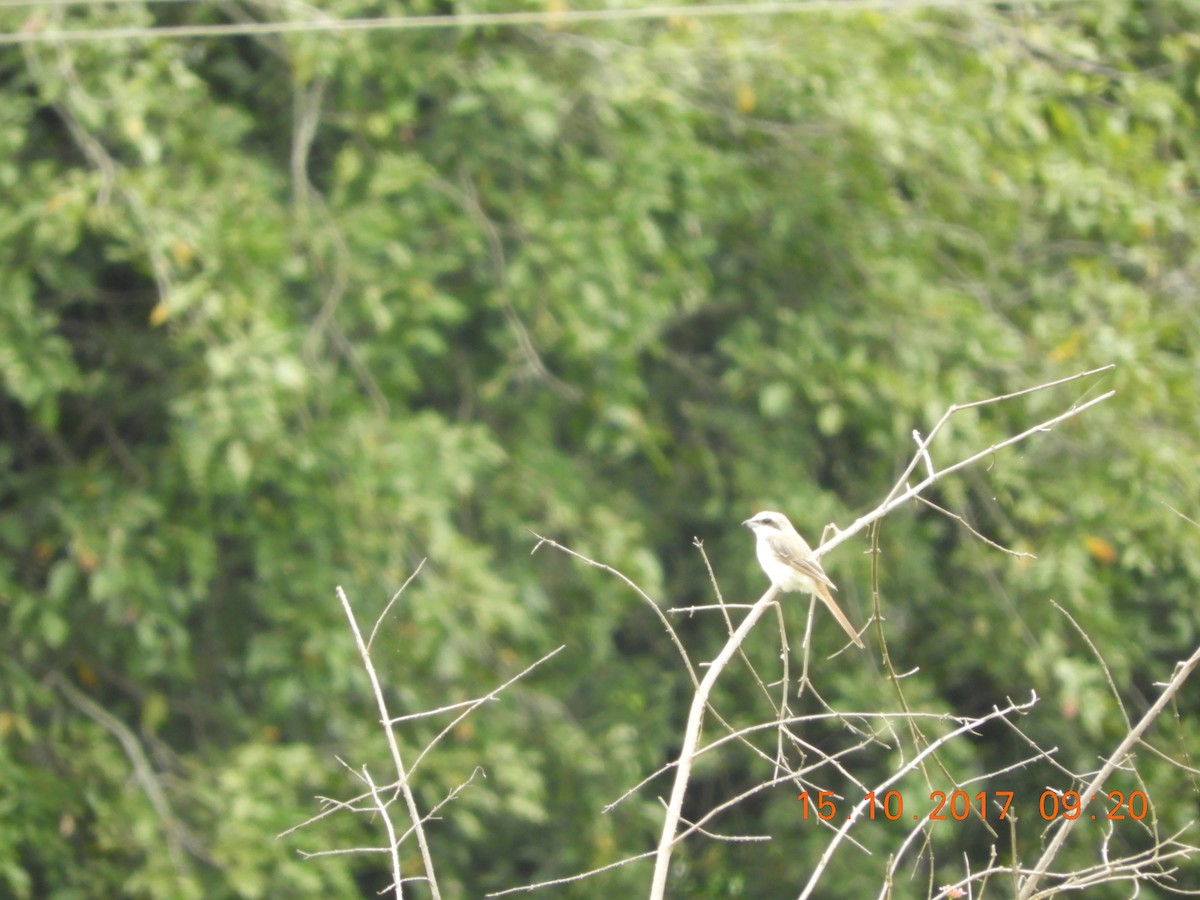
left=141, top=691, right=169, bottom=733
left=149, top=302, right=169, bottom=326
left=75, top=662, right=99, bottom=688
left=1049, top=330, right=1081, bottom=362
left=169, top=239, right=195, bottom=266
left=1084, top=535, right=1117, bottom=564
left=76, top=546, right=99, bottom=571
left=737, top=84, right=757, bottom=115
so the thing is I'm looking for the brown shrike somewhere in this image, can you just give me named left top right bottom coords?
left=742, top=510, right=865, bottom=649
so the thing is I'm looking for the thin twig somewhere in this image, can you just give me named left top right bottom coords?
left=362, top=766, right=403, bottom=900
left=879, top=365, right=1115, bottom=511
left=336, top=585, right=442, bottom=900
left=49, top=674, right=201, bottom=868
left=531, top=534, right=789, bottom=788
left=1017, top=644, right=1200, bottom=899
left=914, top=494, right=1036, bottom=559
left=406, top=646, right=565, bottom=777
left=1164, top=504, right=1199, bottom=529
left=796, top=695, right=1038, bottom=899
left=822, top=389, right=1115, bottom=560
left=281, top=649, right=559, bottom=842
left=531, top=534, right=699, bottom=686
left=369, top=559, right=427, bottom=650
left=667, top=603, right=757, bottom=613
left=1050, top=599, right=1129, bottom=729
left=486, top=849, right=658, bottom=897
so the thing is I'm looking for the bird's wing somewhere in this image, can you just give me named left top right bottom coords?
left=766, top=533, right=838, bottom=591
left=768, top=534, right=864, bottom=649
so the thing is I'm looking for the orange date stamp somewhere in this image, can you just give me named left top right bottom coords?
left=797, top=789, right=1149, bottom=822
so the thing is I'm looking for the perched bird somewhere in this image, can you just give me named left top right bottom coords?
left=742, top=510, right=865, bottom=649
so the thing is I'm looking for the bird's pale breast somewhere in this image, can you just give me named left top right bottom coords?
left=756, top=539, right=820, bottom=594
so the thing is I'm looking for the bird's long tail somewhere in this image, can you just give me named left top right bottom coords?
left=815, top=584, right=866, bottom=649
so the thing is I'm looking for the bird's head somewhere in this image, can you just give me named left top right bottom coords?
left=742, top=510, right=791, bottom=534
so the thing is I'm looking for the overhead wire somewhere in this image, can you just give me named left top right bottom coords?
left=0, top=0, right=1094, bottom=45
left=0, top=0, right=210, bottom=8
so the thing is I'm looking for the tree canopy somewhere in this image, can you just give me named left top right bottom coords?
left=1, top=0, right=1199, bottom=896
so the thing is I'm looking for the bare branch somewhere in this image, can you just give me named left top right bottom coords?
left=646, top=371, right=1116, bottom=898
left=531, top=534, right=699, bottom=686
left=1017, top=644, right=1200, bottom=899
left=1164, top=504, right=1200, bottom=529
left=823, top=386, right=1116, bottom=559
left=913, top=494, right=1036, bottom=559
left=486, top=850, right=658, bottom=897
left=336, top=585, right=441, bottom=900
left=50, top=674, right=203, bottom=869
left=649, top=584, right=779, bottom=898
left=363, top=766, right=403, bottom=900
left=796, top=695, right=1039, bottom=899
left=368, top=559, right=427, bottom=650
left=1051, top=599, right=1130, bottom=729
left=405, top=646, right=565, bottom=777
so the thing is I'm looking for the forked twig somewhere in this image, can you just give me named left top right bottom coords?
left=285, top=578, right=559, bottom=900
left=336, top=585, right=441, bottom=900
left=796, top=695, right=1039, bottom=899
left=1016, top=644, right=1200, bottom=899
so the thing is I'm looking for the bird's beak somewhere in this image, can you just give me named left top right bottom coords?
left=741, top=518, right=753, bottom=528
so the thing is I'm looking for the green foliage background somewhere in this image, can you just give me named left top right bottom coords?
left=1, top=0, right=1199, bottom=896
